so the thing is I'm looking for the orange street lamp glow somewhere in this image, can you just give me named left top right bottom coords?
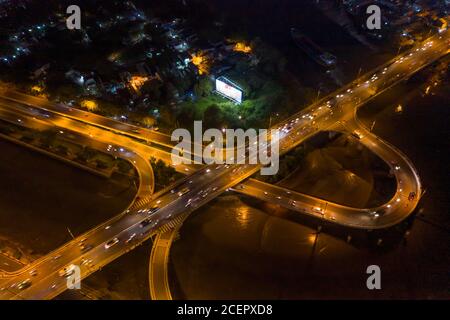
left=190, top=52, right=210, bottom=75
left=233, top=42, right=251, bottom=54
left=81, top=99, right=98, bottom=111
left=31, top=85, right=43, bottom=93
left=130, top=75, right=149, bottom=91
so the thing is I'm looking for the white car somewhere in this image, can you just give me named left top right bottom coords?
left=313, top=207, right=324, bottom=214
left=105, top=237, right=119, bottom=249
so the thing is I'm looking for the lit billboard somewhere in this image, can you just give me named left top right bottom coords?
left=215, top=77, right=243, bottom=103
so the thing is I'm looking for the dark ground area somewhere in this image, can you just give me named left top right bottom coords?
left=0, top=138, right=135, bottom=257
left=276, top=131, right=396, bottom=208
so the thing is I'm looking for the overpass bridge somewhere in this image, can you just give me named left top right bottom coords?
left=0, top=28, right=447, bottom=299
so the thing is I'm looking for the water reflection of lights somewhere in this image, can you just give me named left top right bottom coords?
left=236, top=206, right=251, bottom=228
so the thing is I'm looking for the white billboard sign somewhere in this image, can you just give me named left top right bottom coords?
left=215, top=78, right=242, bottom=103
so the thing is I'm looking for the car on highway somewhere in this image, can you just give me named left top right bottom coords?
left=370, top=209, right=386, bottom=218
left=351, top=131, right=363, bottom=140
left=177, top=187, right=190, bottom=197
left=140, top=219, right=151, bottom=228
left=104, top=237, right=120, bottom=249
left=126, top=233, right=137, bottom=243
left=313, top=207, right=324, bottom=214
left=140, top=218, right=155, bottom=228
left=81, top=258, right=94, bottom=267
left=17, top=279, right=32, bottom=290
left=148, top=205, right=159, bottom=214
left=80, top=243, right=93, bottom=253
left=282, top=125, right=293, bottom=133
left=58, top=265, right=76, bottom=278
